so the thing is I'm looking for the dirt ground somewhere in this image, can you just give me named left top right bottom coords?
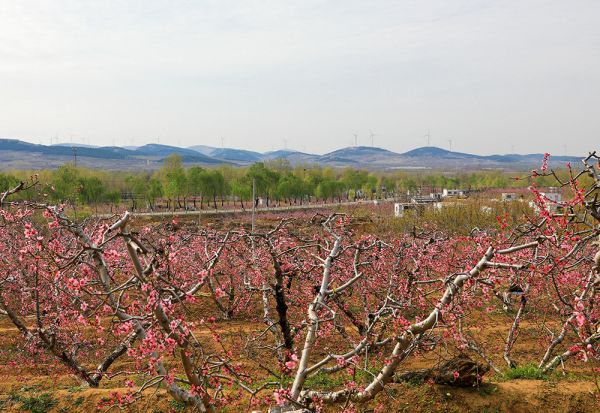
left=1, top=312, right=599, bottom=413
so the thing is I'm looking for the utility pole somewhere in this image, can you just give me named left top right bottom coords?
left=72, top=147, right=77, bottom=167
left=252, top=178, right=256, bottom=233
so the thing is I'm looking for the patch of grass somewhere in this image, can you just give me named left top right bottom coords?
left=19, top=384, right=42, bottom=393
left=168, top=399, right=186, bottom=411
left=67, top=385, right=85, bottom=393
left=8, top=390, right=22, bottom=403
left=73, top=396, right=85, bottom=406
left=19, top=393, right=57, bottom=413
left=503, top=364, right=547, bottom=380
left=304, top=371, right=346, bottom=388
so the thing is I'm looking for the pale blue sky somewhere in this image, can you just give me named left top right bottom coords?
left=1, top=0, right=598, bottom=155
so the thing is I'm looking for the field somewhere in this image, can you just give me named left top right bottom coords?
left=1, top=162, right=599, bottom=413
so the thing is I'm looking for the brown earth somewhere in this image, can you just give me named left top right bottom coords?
left=1, top=310, right=599, bottom=413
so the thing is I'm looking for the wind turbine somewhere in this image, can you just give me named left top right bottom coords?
left=424, top=130, right=431, bottom=147
left=353, top=133, right=358, bottom=147
left=447, top=139, right=453, bottom=152
left=369, top=129, right=377, bottom=147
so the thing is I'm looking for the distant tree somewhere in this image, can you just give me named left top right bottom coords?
left=146, top=178, right=163, bottom=210
left=316, top=179, right=344, bottom=203
left=341, top=168, right=369, bottom=192
left=276, top=173, right=304, bottom=204
left=0, top=173, right=19, bottom=193
left=124, top=174, right=162, bottom=211
left=230, top=175, right=252, bottom=210
left=160, top=154, right=188, bottom=210
left=207, top=170, right=225, bottom=209
left=187, top=166, right=206, bottom=209
left=78, top=176, right=105, bottom=212
left=50, top=164, right=79, bottom=204
left=105, top=190, right=121, bottom=213
left=246, top=163, right=280, bottom=207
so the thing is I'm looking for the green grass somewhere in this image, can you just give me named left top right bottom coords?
left=19, top=393, right=57, bottom=413
left=503, top=364, right=547, bottom=380
left=168, top=399, right=186, bottom=411
left=72, top=396, right=85, bottom=406
left=304, top=371, right=347, bottom=388
left=66, top=385, right=85, bottom=393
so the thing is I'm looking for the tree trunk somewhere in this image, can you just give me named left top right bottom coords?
left=394, top=356, right=489, bottom=387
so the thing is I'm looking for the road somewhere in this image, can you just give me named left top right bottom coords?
left=95, top=199, right=395, bottom=220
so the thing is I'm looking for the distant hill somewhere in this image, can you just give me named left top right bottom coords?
left=209, top=148, right=264, bottom=162
left=320, top=146, right=401, bottom=166
left=402, top=146, right=483, bottom=159
left=134, top=144, right=222, bottom=163
left=0, top=139, right=225, bottom=170
left=0, top=138, right=584, bottom=171
left=52, top=143, right=99, bottom=148
left=188, top=145, right=217, bottom=156
left=1, top=139, right=132, bottom=159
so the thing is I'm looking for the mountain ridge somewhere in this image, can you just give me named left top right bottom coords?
left=0, top=138, right=582, bottom=171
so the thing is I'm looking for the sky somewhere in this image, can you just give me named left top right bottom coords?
left=0, top=0, right=599, bottom=156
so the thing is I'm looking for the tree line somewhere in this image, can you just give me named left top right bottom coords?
left=0, top=154, right=566, bottom=211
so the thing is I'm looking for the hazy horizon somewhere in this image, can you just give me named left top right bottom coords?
left=1, top=1, right=599, bottom=156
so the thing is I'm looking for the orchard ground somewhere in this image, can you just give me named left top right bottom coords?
left=0, top=202, right=599, bottom=413
left=0, top=312, right=598, bottom=413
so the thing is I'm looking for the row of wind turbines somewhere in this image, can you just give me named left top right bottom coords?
left=352, top=130, right=453, bottom=152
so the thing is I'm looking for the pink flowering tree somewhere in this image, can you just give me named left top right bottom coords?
left=0, top=151, right=598, bottom=413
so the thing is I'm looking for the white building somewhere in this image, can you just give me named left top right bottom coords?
left=529, top=191, right=563, bottom=215
left=394, top=203, right=404, bottom=217
left=540, top=192, right=561, bottom=203
left=442, top=188, right=464, bottom=198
